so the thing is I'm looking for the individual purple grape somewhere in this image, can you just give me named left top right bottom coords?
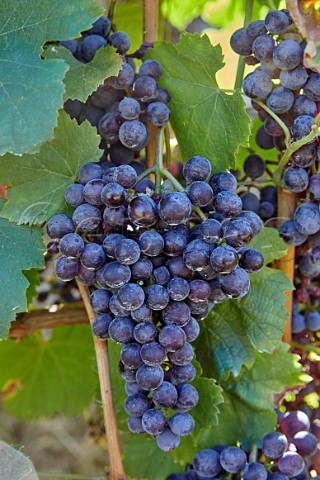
left=139, top=231, right=164, bottom=256
left=133, top=321, right=156, bottom=344
left=146, top=102, right=170, bottom=126
left=109, top=316, right=136, bottom=344
left=60, top=39, right=79, bottom=55
left=209, top=171, right=237, bottom=194
left=242, top=71, right=273, bottom=99
left=92, top=313, right=113, bottom=339
left=175, top=383, right=199, bottom=411
left=115, top=238, right=140, bottom=265
left=78, top=163, right=103, bottom=184
left=221, top=267, right=250, bottom=298
left=109, top=294, right=129, bottom=316
left=278, top=452, right=305, bottom=477
left=163, top=230, right=187, bottom=257
left=208, top=277, right=228, bottom=303
left=159, top=192, right=192, bottom=226
left=242, top=462, right=268, bottom=480
left=54, top=256, right=78, bottom=281
left=200, top=218, right=222, bottom=243
left=292, top=313, right=306, bottom=334
left=121, top=343, right=143, bottom=369
left=267, top=87, right=294, bottom=114
left=223, top=218, right=253, bottom=248
left=183, top=239, right=212, bottom=272
left=280, top=66, right=308, bottom=90
left=136, top=364, right=164, bottom=390
left=142, top=408, right=166, bottom=435
left=81, top=35, right=107, bottom=62
left=76, top=263, right=96, bottom=286
left=304, top=72, right=320, bottom=101
left=47, top=214, right=74, bottom=239
left=265, top=9, right=290, bottom=33
left=124, top=393, right=150, bottom=417
left=119, top=97, right=141, bottom=120
left=125, top=382, right=145, bottom=396
left=156, top=87, right=171, bottom=105
left=214, top=191, right=242, bottom=217
left=128, top=195, right=158, bottom=227
left=64, top=184, right=84, bottom=207
left=119, top=362, right=137, bottom=382
left=171, top=363, right=196, bottom=383
left=291, top=115, right=314, bottom=140
left=158, top=324, right=186, bottom=352
left=252, top=34, right=275, bottom=60
left=134, top=178, right=155, bottom=194
left=292, top=142, right=317, bottom=168
left=145, top=284, right=170, bottom=310
left=152, top=381, right=178, bottom=408
left=182, top=317, right=200, bottom=342
left=156, top=428, right=180, bottom=452
left=260, top=201, right=275, bottom=218
left=210, top=245, right=238, bottom=273
left=88, top=15, right=111, bottom=36
left=90, top=289, right=111, bottom=313
left=255, top=126, right=274, bottom=149
left=109, top=62, right=135, bottom=89
left=262, top=431, right=288, bottom=459
left=117, top=283, right=145, bottom=311
left=102, top=234, right=125, bottom=258
left=310, top=174, right=320, bottom=200
left=162, top=301, right=191, bottom=327
left=193, top=449, right=222, bottom=478
left=153, top=266, right=171, bottom=285
left=72, top=204, right=102, bottom=232
left=108, top=31, right=130, bottom=54
left=138, top=59, right=163, bottom=80
left=280, top=410, right=311, bottom=437
left=103, top=205, right=128, bottom=228
left=220, top=446, right=247, bottom=473
left=239, top=249, right=264, bottom=272
left=188, top=280, right=210, bottom=303
left=59, top=233, right=84, bottom=258
left=140, top=342, right=166, bottom=366
left=241, top=192, right=260, bottom=212
left=291, top=95, right=317, bottom=117
left=127, top=416, right=144, bottom=434
left=279, top=220, right=306, bottom=245
left=169, top=413, right=195, bottom=437
left=167, top=256, right=194, bottom=281
left=183, top=156, right=212, bottom=183
left=306, top=312, right=320, bottom=331
left=187, top=299, right=209, bottom=321
left=168, top=342, right=194, bottom=366
left=167, top=277, right=190, bottom=301
left=101, top=182, right=126, bottom=208
left=119, top=120, right=148, bottom=150
left=187, top=181, right=213, bottom=207
left=131, top=258, right=153, bottom=281
left=292, top=431, right=318, bottom=456
left=294, top=203, right=320, bottom=235
left=133, top=75, right=158, bottom=102
left=81, top=243, right=105, bottom=270
left=243, top=154, right=266, bottom=179
left=230, top=27, right=253, bottom=56
left=109, top=142, right=134, bottom=166
left=273, top=40, right=302, bottom=70
left=247, top=20, right=267, bottom=39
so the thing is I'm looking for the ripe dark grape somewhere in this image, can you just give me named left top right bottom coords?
left=124, top=393, right=150, bottom=417
left=193, top=449, right=222, bottom=478
left=242, top=71, right=273, bottom=99
left=187, top=181, right=213, bottom=206
left=152, top=381, right=178, bottom=408
left=156, top=428, right=180, bottom=452
left=109, top=316, right=136, bottom=344
left=120, top=343, right=143, bottom=369
left=81, top=35, right=107, bottom=62
left=101, top=182, right=126, bottom=207
left=283, top=167, right=309, bottom=193
left=169, top=413, right=195, bottom=437
left=220, top=446, right=247, bottom=473
left=138, top=59, right=163, bottom=80
left=294, top=203, right=320, bottom=235
left=266, top=87, right=294, bottom=114
left=142, top=408, right=166, bottom=435
left=252, top=34, right=275, bottom=60
left=55, top=256, right=78, bottom=281
left=108, top=31, right=130, bottom=54
left=183, top=156, right=212, bottom=182
left=132, top=75, right=158, bottom=102
left=146, top=102, right=170, bottom=126
left=47, top=214, right=74, bottom=239
left=273, top=40, right=302, bottom=70
left=64, top=184, right=85, bottom=207
left=262, top=431, right=288, bottom=459
left=59, top=233, right=84, bottom=258
left=81, top=243, right=105, bottom=270
left=128, top=195, right=158, bottom=227
left=280, top=66, right=308, bottom=90
left=72, top=204, right=102, bottom=232
left=230, top=27, right=253, bottom=56
left=265, top=9, right=290, bottom=34
left=119, top=120, right=148, bottom=150
left=304, top=72, right=320, bottom=101
left=136, top=364, right=164, bottom=390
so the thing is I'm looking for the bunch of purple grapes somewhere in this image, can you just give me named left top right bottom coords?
left=60, top=15, right=170, bottom=174
left=167, top=409, right=319, bottom=479
left=46, top=154, right=264, bottom=451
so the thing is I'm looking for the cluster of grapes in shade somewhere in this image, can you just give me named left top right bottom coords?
left=60, top=15, right=170, bottom=174
left=167, top=409, right=319, bottom=479
left=46, top=155, right=264, bottom=451
left=231, top=9, right=320, bottom=252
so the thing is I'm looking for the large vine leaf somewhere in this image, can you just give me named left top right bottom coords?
left=0, top=0, right=103, bottom=156
left=43, top=45, right=122, bottom=102
left=0, top=325, right=97, bottom=419
left=0, top=111, right=101, bottom=225
left=199, top=348, right=310, bottom=450
left=249, top=227, right=288, bottom=265
left=195, top=267, right=293, bottom=381
left=146, top=33, right=250, bottom=172
left=0, top=217, right=45, bottom=338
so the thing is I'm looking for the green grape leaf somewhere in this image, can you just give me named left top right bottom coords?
left=0, top=0, right=103, bottom=48
left=0, top=325, right=97, bottom=419
left=195, top=267, right=293, bottom=380
left=43, top=45, right=122, bottom=102
left=249, top=227, right=288, bottom=265
left=0, top=111, right=101, bottom=225
left=23, top=269, right=41, bottom=305
left=146, top=33, right=250, bottom=172
left=123, top=434, right=184, bottom=480
left=0, top=220, right=44, bottom=339
left=199, top=347, right=310, bottom=450
left=0, top=0, right=103, bottom=156
left=0, top=46, right=68, bottom=156
left=113, top=0, right=143, bottom=53
left=161, top=0, right=211, bottom=30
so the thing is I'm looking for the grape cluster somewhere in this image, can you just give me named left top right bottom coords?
left=167, top=411, right=319, bottom=479
left=60, top=15, right=170, bottom=174
left=231, top=9, right=320, bottom=248
left=46, top=155, right=264, bottom=451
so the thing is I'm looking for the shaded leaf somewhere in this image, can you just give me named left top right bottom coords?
left=195, top=267, right=293, bottom=380
left=146, top=33, right=250, bottom=171
left=0, top=325, right=97, bottom=419
left=23, top=269, right=41, bottom=305
left=0, top=111, right=101, bottom=224
left=44, top=45, right=122, bottom=102
left=0, top=220, right=44, bottom=338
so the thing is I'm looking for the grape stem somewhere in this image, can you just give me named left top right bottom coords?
left=249, top=445, right=258, bottom=463
left=253, top=100, right=291, bottom=146
left=292, top=341, right=320, bottom=356
left=76, top=280, right=126, bottom=480
left=234, top=0, right=254, bottom=90
left=134, top=165, right=156, bottom=185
